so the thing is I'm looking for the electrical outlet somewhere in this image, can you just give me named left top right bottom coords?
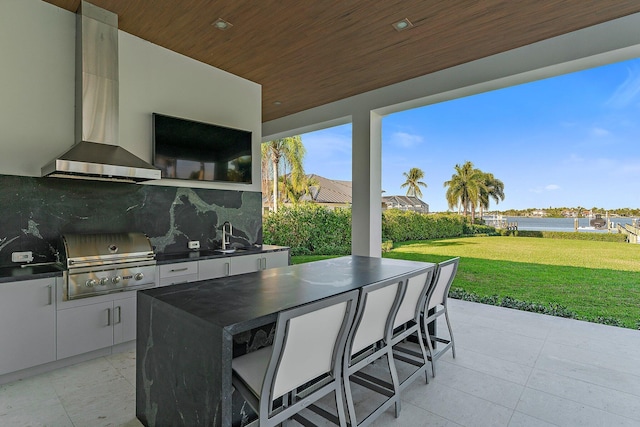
left=12, top=251, right=33, bottom=263
left=188, top=241, right=200, bottom=250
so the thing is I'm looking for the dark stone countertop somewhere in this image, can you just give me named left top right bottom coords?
left=154, top=244, right=289, bottom=265
left=0, top=264, right=64, bottom=284
left=139, top=255, right=434, bottom=335
left=0, top=245, right=288, bottom=283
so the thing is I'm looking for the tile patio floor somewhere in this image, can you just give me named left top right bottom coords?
left=1, top=299, right=639, bottom=426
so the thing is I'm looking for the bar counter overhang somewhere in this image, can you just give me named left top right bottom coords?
left=136, top=255, right=434, bottom=427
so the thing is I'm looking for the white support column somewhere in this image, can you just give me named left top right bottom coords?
left=351, top=110, right=382, bottom=257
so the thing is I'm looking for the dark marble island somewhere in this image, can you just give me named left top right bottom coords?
left=136, top=255, right=434, bottom=427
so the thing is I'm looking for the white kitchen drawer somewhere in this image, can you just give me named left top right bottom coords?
left=158, top=262, right=198, bottom=279
left=159, top=273, right=199, bottom=287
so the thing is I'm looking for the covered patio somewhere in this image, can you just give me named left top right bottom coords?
left=2, top=298, right=638, bottom=426
left=3, top=3, right=640, bottom=426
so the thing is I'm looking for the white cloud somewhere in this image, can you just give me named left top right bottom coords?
left=530, top=184, right=560, bottom=193
left=565, top=153, right=584, bottom=163
left=390, top=132, right=424, bottom=148
left=302, top=132, right=351, bottom=161
left=613, top=160, right=640, bottom=177
left=590, top=127, right=611, bottom=137
left=590, top=157, right=617, bottom=171
left=606, top=66, right=640, bottom=108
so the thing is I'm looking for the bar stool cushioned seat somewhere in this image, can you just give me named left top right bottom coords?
left=422, top=257, right=460, bottom=377
left=391, top=268, right=436, bottom=388
left=343, top=278, right=405, bottom=427
left=232, top=289, right=359, bottom=427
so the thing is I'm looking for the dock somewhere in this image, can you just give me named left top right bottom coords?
left=485, top=216, right=517, bottom=230
left=617, top=221, right=640, bottom=243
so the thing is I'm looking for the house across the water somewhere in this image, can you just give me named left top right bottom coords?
left=264, top=174, right=429, bottom=213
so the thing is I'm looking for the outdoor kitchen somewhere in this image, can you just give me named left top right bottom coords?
left=3, top=1, right=640, bottom=426
left=0, top=0, right=272, bottom=390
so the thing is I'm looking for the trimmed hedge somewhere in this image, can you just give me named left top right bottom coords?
left=382, top=210, right=468, bottom=241
left=264, top=206, right=482, bottom=255
left=502, top=229, right=627, bottom=242
left=263, top=204, right=351, bottom=256
left=263, top=205, right=628, bottom=256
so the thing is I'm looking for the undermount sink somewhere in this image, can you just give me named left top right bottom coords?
left=216, top=249, right=237, bottom=254
left=214, top=247, right=251, bottom=254
left=184, top=247, right=254, bottom=258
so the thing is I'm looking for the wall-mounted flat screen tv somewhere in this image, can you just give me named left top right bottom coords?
left=152, top=113, right=252, bottom=183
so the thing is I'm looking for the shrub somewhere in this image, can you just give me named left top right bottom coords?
left=381, top=240, right=394, bottom=253
left=449, top=287, right=629, bottom=326
left=465, top=223, right=499, bottom=235
left=266, top=207, right=497, bottom=255
left=263, top=204, right=351, bottom=256
left=265, top=205, right=628, bottom=257
left=382, top=210, right=467, bottom=241
left=592, top=316, right=624, bottom=327
left=450, top=288, right=578, bottom=318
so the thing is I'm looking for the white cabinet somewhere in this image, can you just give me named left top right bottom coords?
left=229, top=253, right=263, bottom=275
left=158, top=261, right=198, bottom=286
left=262, top=250, right=290, bottom=269
left=161, top=250, right=290, bottom=284
left=113, top=294, right=137, bottom=344
left=198, top=257, right=230, bottom=281
left=56, top=293, right=137, bottom=360
left=0, top=278, right=56, bottom=375
left=231, top=251, right=290, bottom=275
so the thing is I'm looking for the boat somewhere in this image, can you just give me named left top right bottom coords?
left=589, top=214, right=607, bottom=229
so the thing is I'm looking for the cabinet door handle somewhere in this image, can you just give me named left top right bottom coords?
left=262, top=257, right=267, bottom=270
left=225, top=262, right=230, bottom=276
left=115, top=306, right=122, bottom=324
left=47, top=284, right=53, bottom=305
left=170, top=267, right=189, bottom=273
left=106, top=308, right=112, bottom=326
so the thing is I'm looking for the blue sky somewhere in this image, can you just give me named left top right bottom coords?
left=300, top=58, right=640, bottom=212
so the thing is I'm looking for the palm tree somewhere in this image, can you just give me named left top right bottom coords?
left=283, top=174, right=318, bottom=204
left=400, top=167, right=427, bottom=198
left=478, top=172, right=505, bottom=218
left=262, top=136, right=306, bottom=212
left=443, top=161, right=486, bottom=222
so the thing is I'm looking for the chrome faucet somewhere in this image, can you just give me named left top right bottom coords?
left=222, top=221, right=233, bottom=250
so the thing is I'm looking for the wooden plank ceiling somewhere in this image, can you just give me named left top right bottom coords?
left=43, top=1, right=640, bottom=123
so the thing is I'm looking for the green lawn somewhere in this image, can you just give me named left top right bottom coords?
left=292, top=236, right=640, bottom=328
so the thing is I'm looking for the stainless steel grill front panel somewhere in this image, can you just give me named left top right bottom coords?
left=65, top=262, right=156, bottom=300
left=61, top=232, right=156, bottom=300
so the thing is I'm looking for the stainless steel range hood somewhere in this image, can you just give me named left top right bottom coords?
left=42, top=1, right=160, bottom=182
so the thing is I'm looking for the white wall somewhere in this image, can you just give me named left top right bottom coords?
left=0, top=0, right=75, bottom=175
left=0, top=0, right=262, bottom=192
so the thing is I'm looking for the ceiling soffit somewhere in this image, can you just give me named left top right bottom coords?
left=43, top=1, right=640, bottom=122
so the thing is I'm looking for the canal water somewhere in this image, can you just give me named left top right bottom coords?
left=484, top=216, right=638, bottom=232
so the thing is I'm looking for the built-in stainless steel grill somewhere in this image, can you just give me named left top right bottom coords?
left=61, top=232, right=156, bottom=300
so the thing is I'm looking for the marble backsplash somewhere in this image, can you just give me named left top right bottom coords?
left=0, top=174, right=262, bottom=267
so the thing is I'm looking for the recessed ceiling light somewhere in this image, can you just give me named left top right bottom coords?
left=212, top=18, right=233, bottom=31
left=392, top=18, right=413, bottom=32
left=274, top=101, right=282, bottom=106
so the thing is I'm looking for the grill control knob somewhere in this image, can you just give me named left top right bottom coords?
left=85, top=279, right=97, bottom=287
left=99, top=277, right=110, bottom=286
left=134, top=272, right=144, bottom=281
left=112, top=276, right=122, bottom=284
